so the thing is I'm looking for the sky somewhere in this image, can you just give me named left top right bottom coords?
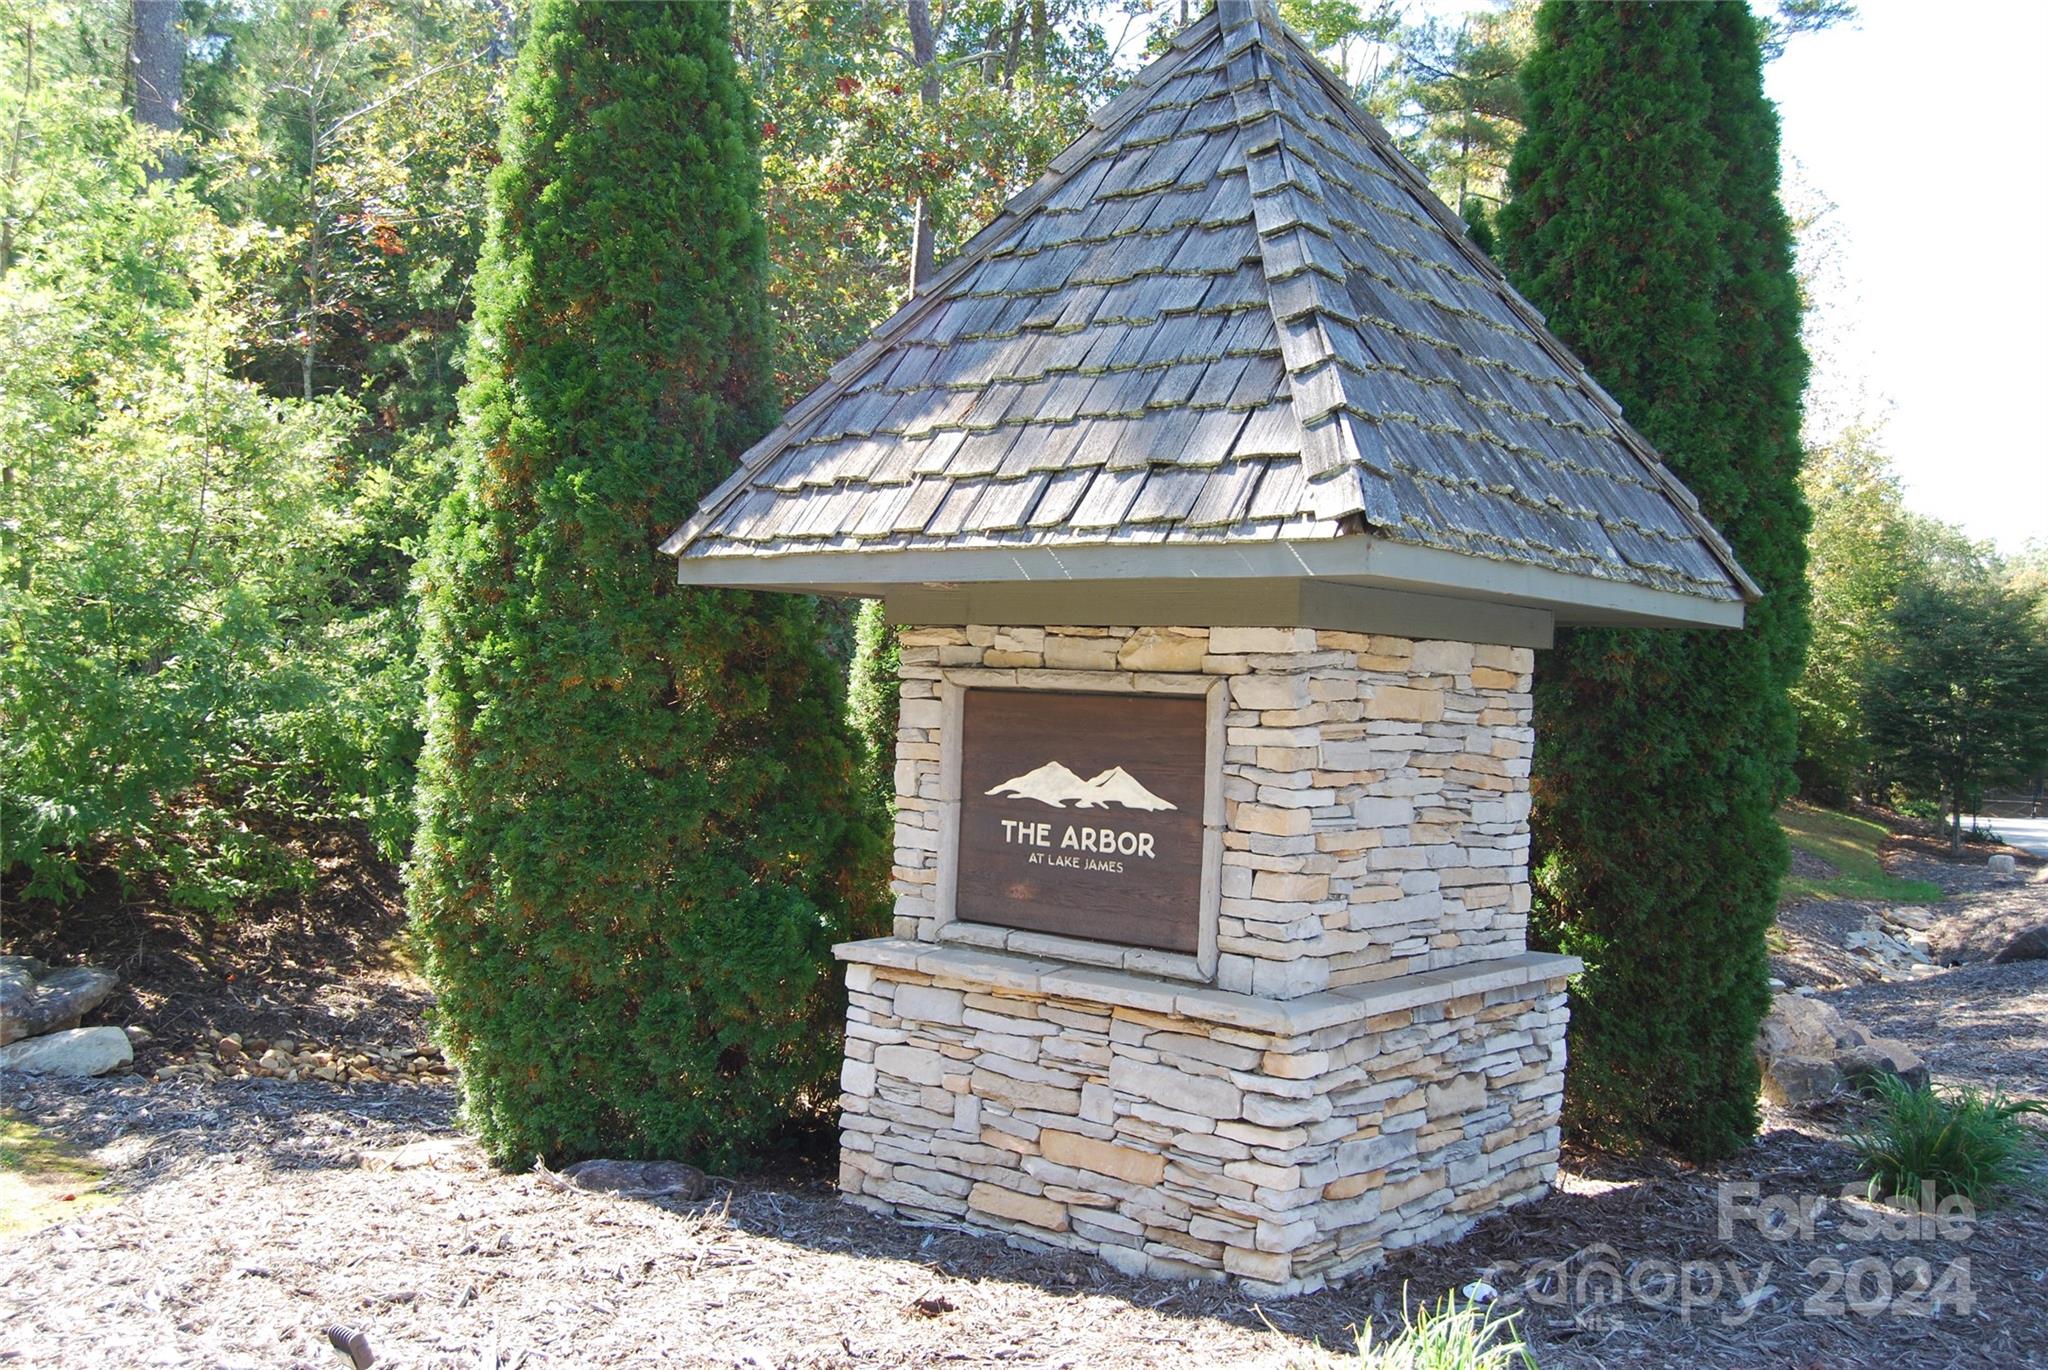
left=1765, top=0, right=2047, bottom=555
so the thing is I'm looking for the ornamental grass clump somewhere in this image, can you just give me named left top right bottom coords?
left=1850, top=1075, right=2048, bottom=1208
left=1294, top=1291, right=1536, bottom=1370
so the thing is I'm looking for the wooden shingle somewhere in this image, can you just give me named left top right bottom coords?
left=662, top=0, right=1752, bottom=609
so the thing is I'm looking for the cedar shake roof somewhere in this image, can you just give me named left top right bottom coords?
left=661, top=0, right=1756, bottom=612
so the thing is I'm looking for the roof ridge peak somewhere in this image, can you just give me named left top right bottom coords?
left=657, top=1, right=1753, bottom=617
left=660, top=13, right=1224, bottom=558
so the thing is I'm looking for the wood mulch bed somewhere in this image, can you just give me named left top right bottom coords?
left=1, top=1068, right=2043, bottom=1369
left=3, top=821, right=2045, bottom=1368
left=1, top=822, right=430, bottom=1075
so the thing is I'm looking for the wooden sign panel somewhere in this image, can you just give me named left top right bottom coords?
left=956, top=689, right=1207, bottom=955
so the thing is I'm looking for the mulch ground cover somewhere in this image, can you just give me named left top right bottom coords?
left=2, top=823, right=2044, bottom=1368
left=1, top=822, right=429, bottom=1076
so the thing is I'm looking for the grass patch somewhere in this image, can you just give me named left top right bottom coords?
left=1779, top=804, right=1943, bottom=906
left=0, top=1112, right=113, bottom=1241
left=1849, top=1077, right=2048, bottom=1208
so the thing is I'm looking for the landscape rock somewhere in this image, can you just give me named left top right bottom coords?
left=1755, top=993, right=1924, bottom=1104
left=1836, top=1037, right=1929, bottom=1094
left=1756, top=993, right=1851, bottom=1060
left=1988, top=854, right=2018, bottom=878
left=560, top=1159, right=706, bottom=1200
left=1991, top=925, right=2048, bottom=964
left=0, top=1025, right=134, bottom=1077
left=0, top=959, right=118, bottom=1045
left=1760, top=1054, right=1843, bottom=1106
left=0, top=957, right=44, bottom=1032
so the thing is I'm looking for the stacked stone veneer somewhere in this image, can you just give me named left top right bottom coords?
left=839, top=622, right=1579, bottom=1295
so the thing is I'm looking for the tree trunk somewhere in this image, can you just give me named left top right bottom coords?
left=906, top=0, right=940, bottom=296
left=127, top=0, right=184, bottom=182
left=1, top=20, right=34, bottom=278
left=302, top=100, right=321, bottom=400
left=1950, top=786, right=1962, bottom=856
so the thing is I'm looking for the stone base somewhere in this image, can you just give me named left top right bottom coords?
left=836, top=939, right=1578, bottom=1296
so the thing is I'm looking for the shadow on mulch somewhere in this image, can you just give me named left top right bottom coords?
left=1, top=1072, right=461, bottom=1200
left=0, top=822, right=428, bottom=1072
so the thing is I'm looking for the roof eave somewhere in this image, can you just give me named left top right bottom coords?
left=670, top=535, right=1745, bottom=631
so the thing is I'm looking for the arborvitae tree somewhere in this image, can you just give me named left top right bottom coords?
left=845, top=599, right=901, bottom=825
left=409, top=0, right=887, bottom=1170
left=1461, top=199, right=1497, bottom=259
left=1499, top=1, right=1808, bottom=1159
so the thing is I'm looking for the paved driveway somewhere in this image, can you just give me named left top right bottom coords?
left=1975, top=814, right=2048, bottom=858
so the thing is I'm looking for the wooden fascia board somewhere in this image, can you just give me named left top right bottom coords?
left=671, top=535, right=1746, bottom=631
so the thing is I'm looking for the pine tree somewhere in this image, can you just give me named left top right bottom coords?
left=409, top=0, right=887, bottom=1170
left=1498, top=1, right=1808, bottom=1159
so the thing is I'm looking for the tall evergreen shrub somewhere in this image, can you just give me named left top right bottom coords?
left=409, top=0, right=886, bottom=1169
left=1499, top=1, right=1809, bottom=1158
left=845, top=599, right=902, bottom=824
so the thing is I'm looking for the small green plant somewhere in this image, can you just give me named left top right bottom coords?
left=1849, top=1076, right=2048, bottom=1207
left=1292, top=1291, right=1536, bottom=1369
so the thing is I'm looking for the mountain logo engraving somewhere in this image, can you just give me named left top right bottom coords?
left=984, top=762, right=1177, bottom=811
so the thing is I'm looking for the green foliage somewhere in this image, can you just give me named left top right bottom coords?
left=1850, top=1076, right=2047, bottom=1208
left=0, top=10, right=400, bottom=909
left=1500, top=2, right=1810, bottom=1159
left=1396, top=4, right=1532, bottom=212
left=846, top=599, right=901, bottom=823
left=408, top=0, right=887, bottom=1171
left=1776, top=805, right=1940, bottom=906
left=1862, top=576, right=2048, bottom=850
left=740, top=0, right=1112, bottom=401
left=1461, top=197, right=1496, bottom=258
left=1793, top=431, right=1923, bottom=801
left=1291, top=1291, right=1536, bottom=1370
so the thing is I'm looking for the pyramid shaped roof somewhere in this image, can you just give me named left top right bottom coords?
left=662, top=0, right=1754, bottom=627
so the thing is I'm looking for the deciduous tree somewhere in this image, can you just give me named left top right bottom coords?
left=1865, top=578, right=2048, bottom=853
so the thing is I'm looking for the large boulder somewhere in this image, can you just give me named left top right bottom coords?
left=1992, top=925, right=2048, bottom=964
left=0, top=957, right=119, bottom=1045
left=1760, top=1054, right=1843, bottom=1107
left=0, top=957, right=42, bottom=1038
left=1755, top=992, right=1849, bottom=1059
left=1837, top=1037, right=1930, bottom=1094
left=1755, top=993, right=1925, bottom=1105
left=0, top=1025, right=134, bottom=1077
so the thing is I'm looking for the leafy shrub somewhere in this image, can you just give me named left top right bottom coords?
left=1850, top=1076, right=2048, bottom=1207
left=846, top=599, right=901, bottom=823
left=0, top=179, right=398, bottom=910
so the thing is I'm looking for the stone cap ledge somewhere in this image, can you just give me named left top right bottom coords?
left=834, top=938, right=1582, bottom=1037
